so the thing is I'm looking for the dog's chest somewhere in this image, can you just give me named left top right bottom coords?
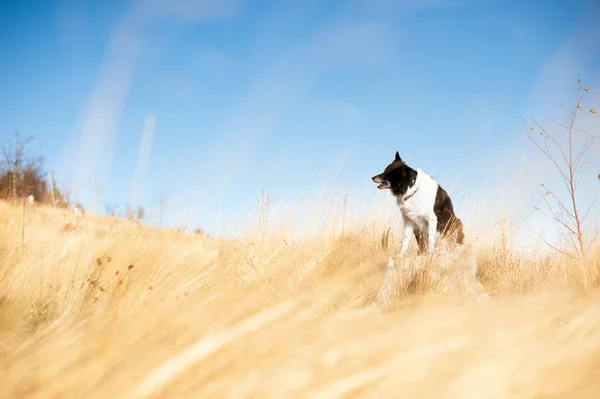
left=396, top=189, right=434, bottom=227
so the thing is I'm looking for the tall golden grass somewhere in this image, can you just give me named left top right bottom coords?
left=1, top=196, right=600, bottom=399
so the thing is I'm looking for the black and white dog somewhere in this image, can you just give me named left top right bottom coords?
left=372, top=152, right=465, bottom=255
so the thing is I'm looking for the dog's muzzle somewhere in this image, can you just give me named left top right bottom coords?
left=372, top=175, right=390, bottom=190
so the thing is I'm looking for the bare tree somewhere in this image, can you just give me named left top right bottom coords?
left=105, top=204, right=120, bottom=217
left=136, top=206, right=145, bottom=222
left=125, top=202, right=145, bottom=224
left=0, top=132, right=70, bottom=207
left=1, top=132, right=41, bottom=199
left=126, top=202, right=135, bottom=220
left=521, top=76, right=598, bottom=270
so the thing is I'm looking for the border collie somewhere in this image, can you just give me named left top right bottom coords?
left=372, top=151, right=465, bottom=255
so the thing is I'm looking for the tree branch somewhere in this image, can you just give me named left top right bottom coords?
left=517, top=214, right=577, bottom=260
left=580, top=195, right=600, bottom=225
left=522, top=171, right=577, bottom=233
left=532, top=118, right=569, bottom=165
left=525, top=121, right=572, bottom=194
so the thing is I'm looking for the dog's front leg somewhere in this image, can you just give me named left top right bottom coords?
left=401, top=221, right=414, bottom=255
left=427, top=214, right=437, bottom=253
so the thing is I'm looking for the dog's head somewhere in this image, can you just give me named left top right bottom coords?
left=372, top=151, right=418, bottom=197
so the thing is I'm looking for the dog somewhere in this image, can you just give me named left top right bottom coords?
left=372, top=151, right=465, bottom=255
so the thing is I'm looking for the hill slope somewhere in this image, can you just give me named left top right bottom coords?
left=1, top=200, right=599, bottom=398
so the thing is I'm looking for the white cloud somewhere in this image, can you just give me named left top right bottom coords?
left=130, top=114, right=157, bottom=207
left=62, top=0, right=243, bottom=210
left=134, top=0, right=243, bottom=20
left=57, top=0, right=93, bottom=51
left=70, top=12, right=142, bottom=209
left=194, top=46, right=235, bottom=81
left=194, top=20, right=398, bottom=184
left=158, top=73, right=201, bottom=102
left=345, top=0, right=468, bottom=17
left=328, top=100, right=362, bottom=122
left=165, top=0, right=243, bottom=20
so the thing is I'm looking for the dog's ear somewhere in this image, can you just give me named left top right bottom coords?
left=395, top=151, right=402, bottom=162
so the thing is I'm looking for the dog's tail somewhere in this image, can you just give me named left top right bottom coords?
left=446, top=217, right=465, bottom=245
left=456, top=220, right=465, bottom=244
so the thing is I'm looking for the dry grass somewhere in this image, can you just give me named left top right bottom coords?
left=1, top=199, right=600, bottom=398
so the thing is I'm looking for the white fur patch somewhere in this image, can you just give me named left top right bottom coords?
left=394, top=169, right=440, bottom=254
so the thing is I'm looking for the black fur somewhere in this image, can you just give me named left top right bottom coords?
left=371, top=152, right=418, bottom=198
left=434, top=186, right=465, bottom=244
left=388, top=165, right=418, bottom=198
left=412, top=226, right=428, bottom=253
left=411, top=186, right=465, bottom=252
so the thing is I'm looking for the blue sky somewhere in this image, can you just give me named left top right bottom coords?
left=1, top=0, right=599, bottom=237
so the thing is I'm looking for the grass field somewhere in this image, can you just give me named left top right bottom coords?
left=1, top=197, right=600, bottom=398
